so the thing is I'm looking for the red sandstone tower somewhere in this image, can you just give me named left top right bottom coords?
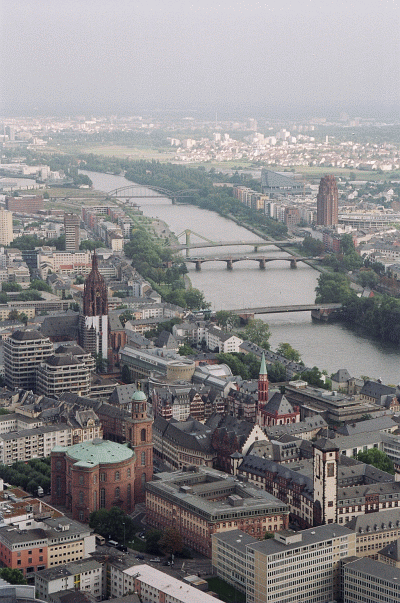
left=80, top=251, right=108, bottom=361
left=127, top=389, right=153, bottom=503
left=258, top=352, right=269, bottom=405
left=316, top=175, right=338, bottom=226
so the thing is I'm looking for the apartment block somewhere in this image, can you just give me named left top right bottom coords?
left=36, top=353, right=90, bottom=398
left=342, top=556, right=400, bottom=603
left=35, top=557, right=102, bottom=602
left=109, top=562, right=220, bottom=603
left=4, top=330, right=54, bottom=391
left=0, top=425, right=72, bottom=465
left=0, top=208, right=13, bottom=246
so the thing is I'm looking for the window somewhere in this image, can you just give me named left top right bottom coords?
left=141, top=472, right=146, bottom=491
left=56, top=460, right=62, bottom=471
left=100, top=488, right=105, bottom=509
left=127, top=468, right=131, bottom=478
left=327, top=463, right=335, bottom=477
left=141, top=451, right=146, bottom=466
left=79, top=491, right=84, bottom=505
left=115, top=487, right=120, bottom=499
left=141, top=428, right=146, bottom=442
left=100, top=472, right=106, bottom=482
left=79, top=511, right=84, bottom=521
left=115, top=471, right=120, bottom=481
left=79, top=474, right=84, bottom=485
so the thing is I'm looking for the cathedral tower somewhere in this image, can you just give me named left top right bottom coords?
left=258, top=352, right=269, bottom=404
left=80, top=251, right=108, bottom=360
left=313, top=438, right=339, bottom=526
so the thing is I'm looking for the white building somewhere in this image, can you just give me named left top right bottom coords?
left=109, top=563, right=222, bottom=603
left=35, top=558, right=102, bottom=602
left=0, top=209, right=13, bottom=246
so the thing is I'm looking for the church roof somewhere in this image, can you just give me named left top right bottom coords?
left=263, top=392, right=294, bottom=415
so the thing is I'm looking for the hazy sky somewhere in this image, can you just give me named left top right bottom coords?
left=1, top=0, right=399, bottom=118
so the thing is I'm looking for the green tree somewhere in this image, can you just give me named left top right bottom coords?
left=358, top=270, right=379, bottom=288
left=1, top=282, right=22, bottom=292
left=119, top=311, right=134, bottom=327
left=295, top=366, right=331, bottom=390
left=121, top=365, right=132, bottom=384
left=80, top=240, right=106, bottom=251
left=215, top=310, right=240, bottom=330
left=0, top=567, right=27, bottom=585
left=301, top=237, right=324, bottom=256
left=267, top=361, right=287, bottom=383
left=29, top=279, right=52, bottom=293
left=145, top=529, right=163, bottom=555
left=276, top=343, right=302, bottom=363
left=243, top=319, right=271, bottom=349
left=89, top=507, right=136, bottom=542
left=356, top=449, right=394, bottom=474
left=178, top=342, right=196, bottom=356
left=158, top=527, right=183, bottom=557
left=315, top=272, right=356, bottom=304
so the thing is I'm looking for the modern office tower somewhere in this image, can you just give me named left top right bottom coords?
left=316, top=175, right=338, bottom=225
left=79, top=251, right=108, bottom=361
left=0, top=208, right=13, bottom=246
left=64, top=212, right=80, bottom=252
left=4, top=330, right=54, bottom=391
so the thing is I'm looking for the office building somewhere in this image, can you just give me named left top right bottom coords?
left=5, top=195, right=44, bottom=214
left=212, top=524, right=356, bottom=603
left=316, top=175, right=338, bottom=226
left=0, top=208, right=13, bottom=246
left=4, top=330, right=54, bottom=391
left=145, top=466, right=289, bottom=557
left=342, top=556, right=400, bottom=603
left=64, top=212, right=80, bottom=252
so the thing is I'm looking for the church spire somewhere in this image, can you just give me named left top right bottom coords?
left=259, top=351, right=268, bottom=376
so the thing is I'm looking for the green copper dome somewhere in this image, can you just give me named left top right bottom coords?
left=61, top=439, right=134, bottom=466
left=132, top=390, right=147, bottom=402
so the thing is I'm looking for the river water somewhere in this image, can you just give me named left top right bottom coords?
left=82, top=170, right=400, bottom=384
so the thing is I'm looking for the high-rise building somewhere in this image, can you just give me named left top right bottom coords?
left=316, top=175, right=338, bottom=226
left=36, top=353, right=91, bottom=398
left=4, top=329, right=54, bottom=391
left=80, top=251, right=108, bottom=361
left=0, top=208, right=13, bottom=246
left=64, top=212, right=80, bottom=252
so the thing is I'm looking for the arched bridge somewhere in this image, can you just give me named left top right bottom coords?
left=184, top=255, right=323, bottom=270
left=107, top=184, right=197, bottom=202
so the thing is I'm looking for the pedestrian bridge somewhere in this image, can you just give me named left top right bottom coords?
left=184, top=255, right=321, bottom=270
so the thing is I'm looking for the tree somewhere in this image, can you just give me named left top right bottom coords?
left=145, top=529, right=163, bottom=555
left=215, top=310, right=240, bottom=330
left=356, top=449, right=394, bottom=474
left=80, top=240, right=106, bottom=251
left=158, top=527, right=183, bottom=557
left=178, top=342, right=196, bottom=356
left=93, top=353, right=107, bottom=373
left=243, top=319, right=271, bottom=349
left=295, top=366, right=331, bottom=390
left=119, top=311, right=134, bottom=327
left=1, top=282, right=22, bottom=292
left=276, top=343, right=302, bottom=363
left=89, top=507, right=136, bottom=542
left=267, top=361, right=287, bottom=383
left=0, top=567, right=27, bottom=585
left=29, top=279, right=52, bottom=293
left=121, top=365, right=132, bottom=384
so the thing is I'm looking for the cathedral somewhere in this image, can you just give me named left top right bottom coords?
left=79, top=251, right=108, bottom=361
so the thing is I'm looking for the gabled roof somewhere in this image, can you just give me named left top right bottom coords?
left=331, top=368, right=351, bottom=383
left=361, top=380, right=396, bottom=399
left=263, top=392, right=294, bottom=415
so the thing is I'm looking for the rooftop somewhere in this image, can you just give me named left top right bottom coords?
left=54, top=438, right=133, bottom=466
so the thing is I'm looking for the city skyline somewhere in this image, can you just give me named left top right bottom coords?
left=1, top=0, right=399, bottom=118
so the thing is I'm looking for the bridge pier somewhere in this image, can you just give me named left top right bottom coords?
left=226, top=259, right=233, bottom=270
left=258, top=259, right=266, bottom=269
left=195, top=261, right=202, bottom=271
left=290, top=259, right=297, bottom=268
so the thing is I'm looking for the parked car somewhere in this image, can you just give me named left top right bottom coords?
left=117, top=544, right=128, bottom=552
left=150, top=557, right=161, bottom=563
left=136, top=554, right=145, bottom=560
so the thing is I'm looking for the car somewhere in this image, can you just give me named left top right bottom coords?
left=150, top=557, right=161, bottom=562
left=162, top=561, right=171, bottom=566
left=136, top=554, right=145, bottom=560
left=117, top=544, right=128, bottom=552
left=139, top=532, right=146, bottom=539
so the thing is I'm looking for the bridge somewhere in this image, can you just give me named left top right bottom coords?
left=173, top=238, right=303, bottom=253
left=107, top=184, right=198, bottom=202
left=184, top=255, right=321, bottom=270
left=226, top=303, right=342, bottom=322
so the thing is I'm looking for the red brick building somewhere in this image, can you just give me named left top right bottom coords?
left=51, top=439, right=136, bottom=523
left=126, top=390, right=153, bottom=502
left=6, top=195, right=44, bottom=213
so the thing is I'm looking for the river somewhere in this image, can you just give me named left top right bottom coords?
left=82, top=170, right=400, bottom=385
